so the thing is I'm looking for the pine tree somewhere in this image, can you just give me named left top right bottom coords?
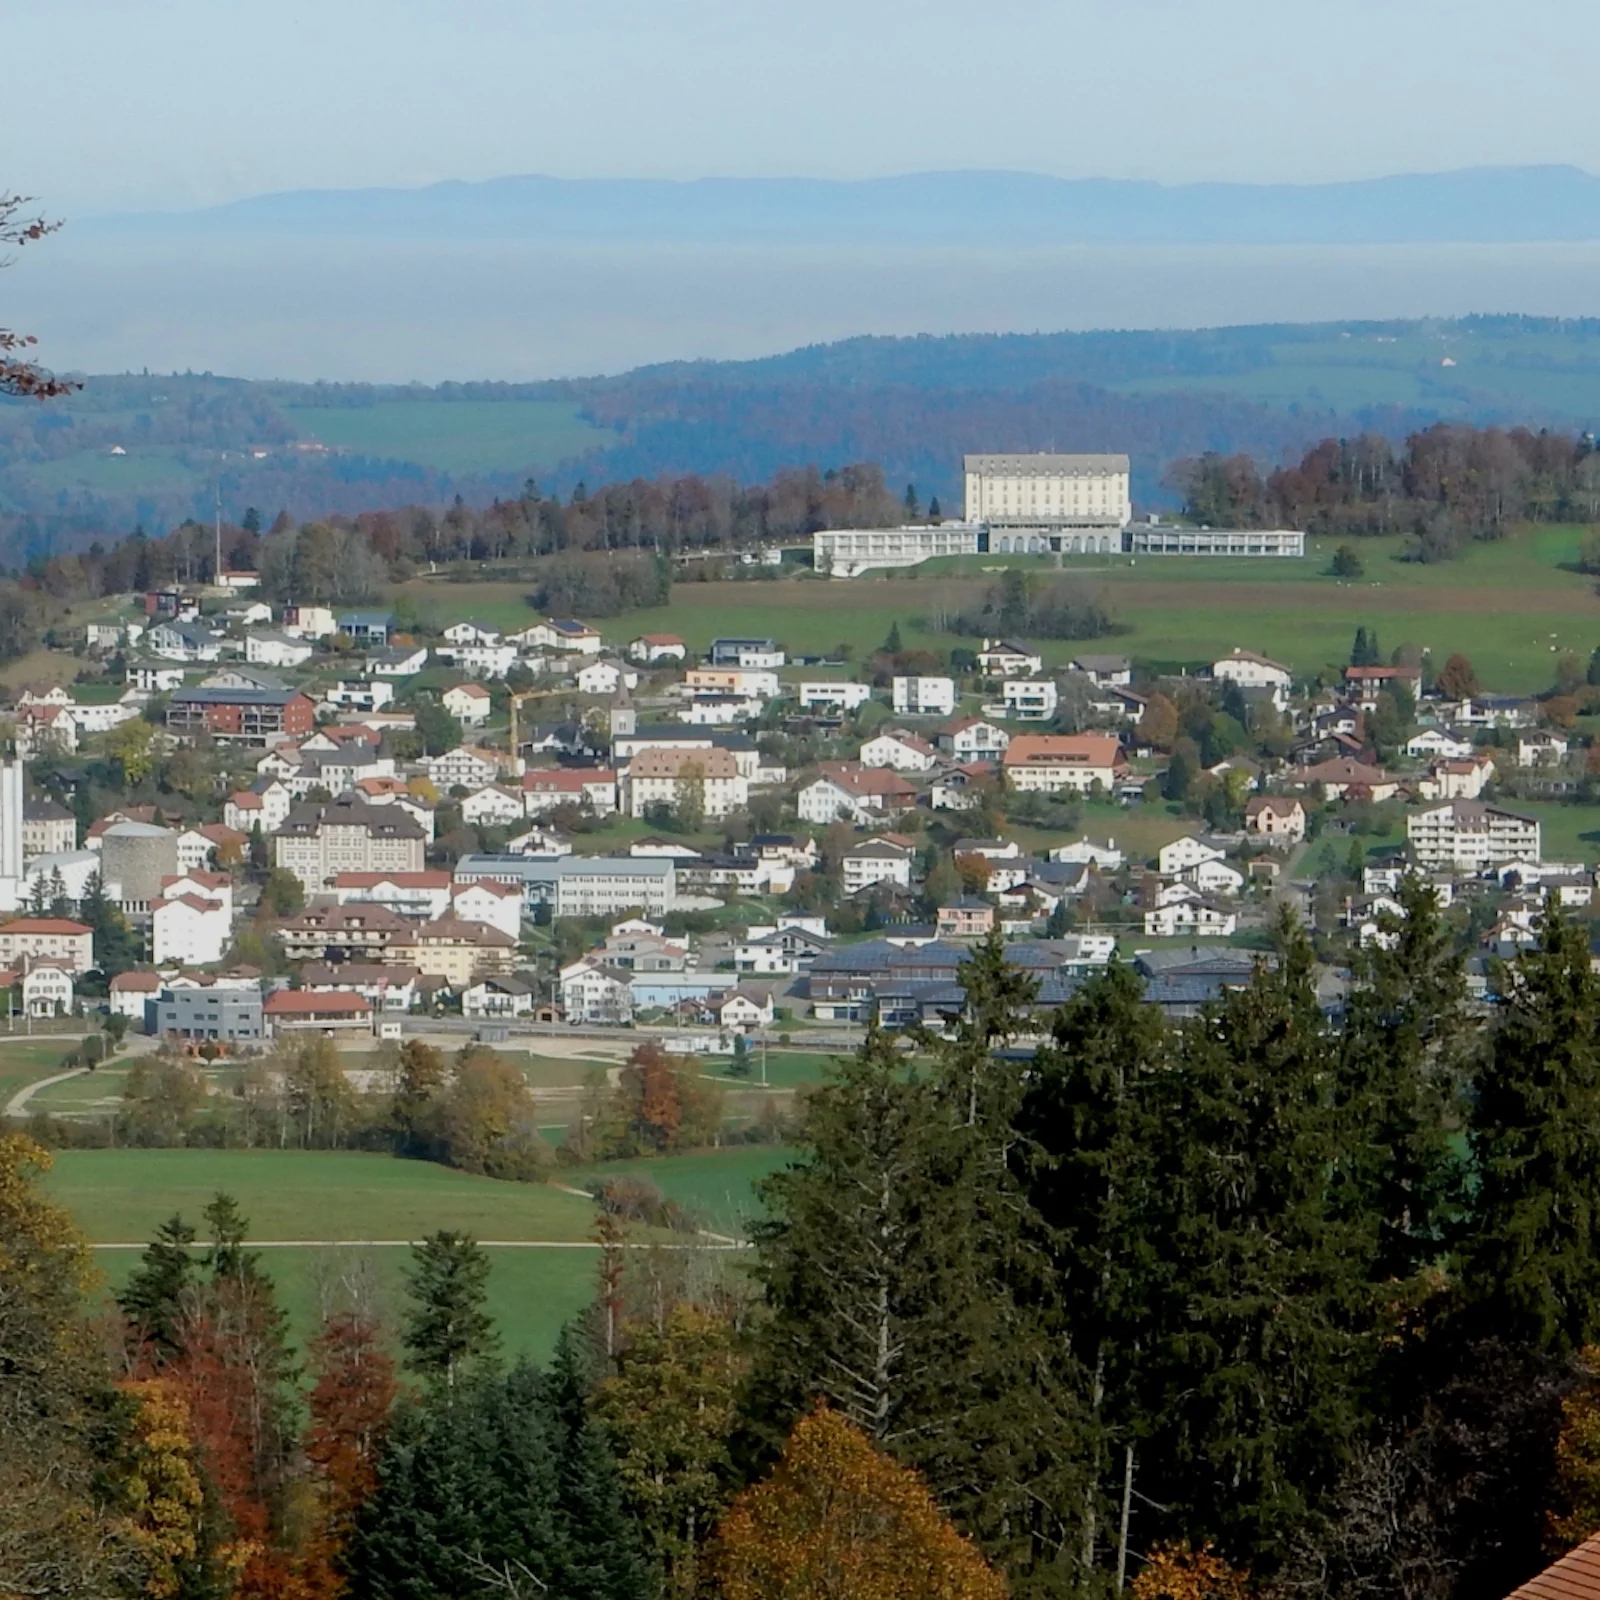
left=402, top=1230, right=500, bottom=1387
left=119, top=1212, right=198, bottom=1362
left=884, top=622, right=903, bottom=655
left=1350, top=627, right=1370, bottom=667
left=1144, top=915, right=1366, bottom=1563
left=1463, top=899, right=1600, bottom=1353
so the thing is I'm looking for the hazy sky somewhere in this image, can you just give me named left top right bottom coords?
left=8, top=0, right=1600, bottom=214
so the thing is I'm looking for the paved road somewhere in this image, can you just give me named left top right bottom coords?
left=5, top=1067, right=89, bottom=1118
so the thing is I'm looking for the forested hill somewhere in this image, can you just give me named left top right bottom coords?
left=3, top=315, right=1599, bottom=561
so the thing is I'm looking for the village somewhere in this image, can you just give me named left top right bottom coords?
left=0, top=569, right=1584, bottom=1048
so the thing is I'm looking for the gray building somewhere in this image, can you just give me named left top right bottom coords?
left=151, top=986, right=265, bottom=1041
left=453, top=853, right=676, bottom=918
left=101, top=821, right=180, bottom=915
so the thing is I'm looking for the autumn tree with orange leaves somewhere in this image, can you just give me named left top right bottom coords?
left=715, top=1406, right=1007, bottom=1600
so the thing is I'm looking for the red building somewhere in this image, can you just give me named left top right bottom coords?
left=166, top=688, right=315, bottom=746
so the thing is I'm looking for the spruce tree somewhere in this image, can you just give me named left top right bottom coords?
left=402, top=1229, right=500, bottom=1386
left=1350, top=626, right=1370, bottom=667
left=1334, top=873, right=1467, bottom=1285
left=1016, top=959, right=1170, bottom=1586
left=1463, top=899, right=1600, bottom=1354
left=884, top=621, right=903, bottom=655
left=1144, top=914, right=1365, bottom=1564
left=118, top=1212, right=197, bottom=1361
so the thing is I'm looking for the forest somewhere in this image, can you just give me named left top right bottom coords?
left=12, top=889, right=1600, bottom=1600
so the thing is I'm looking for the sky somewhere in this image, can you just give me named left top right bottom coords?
left=7, top=0, right=1600, bottom=215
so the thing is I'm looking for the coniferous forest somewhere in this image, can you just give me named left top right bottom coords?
left=9, top=882, right=1600, bottom=1599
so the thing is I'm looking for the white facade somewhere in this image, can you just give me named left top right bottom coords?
left=1126, top=524, right=1304, bottom=557
left=152, top=893, right=230, bottom=966
left=443, top=685, right=493, bottom=725
left=964, top=453, right=1131, bottom=530
left=858, top=733, right=939, bottom=772
left=814, top=522, right=982, bottom=578
left=1001, top=679, right=1059, bottom=720
left=0, top=760, right=23, bottom=913
left=1158, top=836, right=1226, bottom=876
left=551, top=857, right=675, bottom=918
left=1143, top=901, right=1238, bottom=937
left=1211, top=650, right=1293, bottom=704
left=841, top=843, right=914, bottom=894
left=246, top=632, right=316, bottom=668
left=1408, top=801, right=1541, bottom=870
left=461, top=785, right=527, bottom=826
left=799, top=681, right=873, bottom=711
left=421, top=747, right=503, bottom=792
left=892, top=676, right=957, bottom=717
left=575, top=660, right=638, bottom=696
left=450, top=879, right=524, bottom=938
left=442, top=643, right=518, bottom=679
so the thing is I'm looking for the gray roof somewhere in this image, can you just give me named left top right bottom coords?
left=965, top=453, right=1130, bottom=473
left=171, top=686, right=302, bottom=707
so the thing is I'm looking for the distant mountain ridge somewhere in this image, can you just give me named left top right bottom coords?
left=86, top=165, right=1600, bottom=246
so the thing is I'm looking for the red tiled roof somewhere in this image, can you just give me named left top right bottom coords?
left=1505, top=1533, right=1600, bottom=1600
left=264, top=990, right=371, bottom=1015
left=0, top=918, right=92, bottom=935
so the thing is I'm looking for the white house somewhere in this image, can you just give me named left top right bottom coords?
left=324, top=679, right=396, bottom=713
left=1418, top=757, right=1494, bottom=801
left=421, top=747, right=504, bottom=792
left=246, top=631, right=316, bottom=669
left=151, top=892, right=230, bottom=966
left=559, top=960, right=633, bottom=1023
left=1158, top=836, right=1226, bottom=876
left=978, top=640, right=1043, bottom=677
left=858, top=731, right=939, bottom=772
left=1143, top=900, right=1238, bottom=937
left=370, top=645, right=430, bottom=678
left=443, top=620, right=503, bottom=647
left=716, top=988, right=774, bottom=1032
left=109, top=969, right=162, bottom=1022
left=941, top=718, right=1010, bottom=760
left=11, top=958, right=74, bottom=1018
left=462, top=976, right=534, bottom=1019
left=626, top=748, right=747, bottom=819
left=1408, top=800, right=1541, bottom=870
left=1211, top=649, right=1293, bottom=708
left=1000, top=679, right=1059, bottom=721
left=442, top=643, right=518, bottom=679
left=1071, top=654, right=1132, bottom=687
left=1186, top=857, right=1245, bottom=897
left=1518, top=730, right=1570, bottom=767
left=892, top=676, right=957, bottom=717
left=841, top=838, right=915, bottom=894
left=224, top=780, right=293, bottom=834
left=1244, top=796, right=1306, bottom=843
left=461, top=785, right=527, bottom=827
left=64, top=694, right=143, bottom=736
left=800, top=681, right=874, bottom=711
left=796, top=764, right=916, bottom=825
left=930, top=763, right=993, bottom=811
left=450, top=878, right=524, bottom=938
left=126, top=662, right=186, bottom=693
left=281, top=605, right=338, bottom=639
left=518, top=619, right=603, bottom=655
left=443, top=684, right=493, bottom=726
left=1406, top=729, right=1475, bottom=761
left=628, top=633, right=688, bottom=664
left=146, top=621, right=225, bottom=662
left=576, top=659, right=638, bottom=696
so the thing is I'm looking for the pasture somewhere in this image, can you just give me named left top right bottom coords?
left=394, top=525, right=1600, bottom=695
left=563, top=1145, right=797, bottom=1239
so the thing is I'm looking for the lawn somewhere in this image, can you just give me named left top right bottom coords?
left=702, top=1050, right=839, bottom=1090
left=562, top=1145, right=798, bottom=1238
left=0, top=1038, right=96, bottom=1108
left=290, top=400, right=613, bottom=477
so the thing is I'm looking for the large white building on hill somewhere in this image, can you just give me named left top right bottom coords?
left=964, top=452, right=1132, bottom=539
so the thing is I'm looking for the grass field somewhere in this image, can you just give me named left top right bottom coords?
left=0, top=1038, right=94, bottom=1106
left=289, top=400, right=613, bottom=477
left=563, top=1145, right=797, bottom=1238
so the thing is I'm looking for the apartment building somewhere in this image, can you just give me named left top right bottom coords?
left=166, top=687, right=316, bottom=746
left=626, top=747, right=748, bottom=819
left=892, top=676, right=957, bottom=716
left=1002, top=734, right=1127, bottom=794
left=1408, top=800, right=1542, bottom=871
left=799, top=681, right=874, bottom=711
left=274, top=797, right=427, bottom=893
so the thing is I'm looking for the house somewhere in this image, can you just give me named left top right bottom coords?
left=152, top=983, right=265, bottom=1041
left=627, top=747, right=748, bottom=819
left=1418, top=756, right=1495, bottom=801
left=797, top=763, right=918, bottom=825
left=1049, top=837, right=1125, bottom=870
left=443, top=684, right=493, bottom=726
left=1408, top=800, right=1542, bottom=870
left=1002, top=734, right=1127, bottom=794
left=1499, top=1526, right=1600, bottom=1600
left=300, top=962, right=421, bottom=1012
left=1071, top=654, right=1132, bottom=687
left=324, top=679, right=396, bottom=714
left=332, top=870, right=455, bottom=920
left=939, top=717, right=1011, bottom=760
left=575, top=659, right=638, bottom=696
left=1406, top=729, right=1476, bottom=760
left=281, top=605, right=338, bottom=639
left=125, top=661, right=187, bottom=694
left=440, top=642, right=517, bottom=679
left=109, top=969, right=163, bottom=1022
left=522, top=767, right=620, bottom=816
left=177, top=823, right=245, bottom=873
left=841, top=837, right=916, bottom=895
left=859, top=730, right=939, bottom=772
left=278, top=900, right=421, bottom=963
left=716, top=988, right=774, bottom=1032
left=628, top=633, right=688, bottom=663
left=560, top=960, right=634, bottom=1023
left=937, top=898, right=996, bottom=938
left=1342, top=664, right=1422, bottom=709
left=274, top=798, right=428, bottom=893
left=0, top=956, right=75, bottom=1019
left=1158, top=835, right=1225, bottom=875
left=461, top=785, right=527, bottom=827
left=519, top=618, right=603, bottom=655
left=683, top=667, right=780, bottom=701
left=1143, top=900, right=1239, bottom=937
left=23, top=801, right=76, bottom=859
left=1244, top=796, right=1307, bottom=842
left=999, top=679, right=1058, bottom=720
left=892, top=676, right=957, bottom=717
left=246, top=631, right=316, bottom=669
left=931, top=762, right=996, bottom=811
left=450, top=878, right=525, bottom=937
left=463, top=976, right=535, bottom=1019
left=147, top=620, right=226, bottom=662
left=978, top=639, right=1043, bottom=677
left=708, top=637, right=784, bottom=669
left=420, top=746, right=505, bottom=792
left=1296, top=758, right=1398, bottom=802
left=263, top=989, right=373, bottom=1036
left=0, top=917, right=94, bottom=973
left=1187, top=857, right=1245, bottom=897
left=369, top=645, right=429, bottom=678
left=166, top=687, right=316, bottom=747
left=336, top=611, right=394, bottom=644
left=799, top=681, right=874, bottom=711
left=443, top=620, right=503, bottom=647
left=734, top=924, right=833, bottom=975
left=151, top=890, right=230, bottom=966
left=1211, top=649, right=1293, bottom=706
left=62, top=690, right=143, bottom=736
left=14, top=704, right=78, bottom=759
left=1518, top=730, right=1570, bottom=767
